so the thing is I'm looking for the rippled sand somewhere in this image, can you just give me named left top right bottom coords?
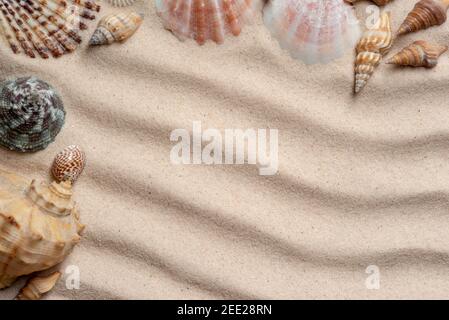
left=1, top=0, right=449, bottom=299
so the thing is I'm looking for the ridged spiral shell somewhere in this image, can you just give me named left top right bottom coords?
left=52, top=145, right=86, bottom=183
left=155, top=0, right=261, bottom=45
left=89, top=11, right=143, bottom=45
left=354, top=11, right=393, bottom=93
left=0, top=77, right=65, bottom=153
left=0, top=0, right=101, bottom=58
left=386, top=40, right=448, bottom=68
left=263, top=0, right=361, bottom=64
left=397, top=0, right=449, bottom=36
left=16, top=272, right=61, bottom=300
left=0, top=168, right=84, bottom=289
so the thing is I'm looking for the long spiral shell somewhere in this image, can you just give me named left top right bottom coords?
left=397, top=0, right=449, bottom=36
left=16, top=272, right=61, bottom=300
left=89, top=12, right=143, bottom=45
left=354, top=12, right=393, bottom=94
left=386, top=40, right=448, bottom=68
left=52, top=145, right=86, bottom=183
left=0, top=77, right=65, bottom=152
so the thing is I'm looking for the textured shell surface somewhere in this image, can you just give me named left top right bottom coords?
left=16, top=272, right=61, bottom=300
left=89, top=11, right=143, bottom=45
left=0, top=76, right=65, bottom=153
left=354, top=11, right=393, bottom=94
left=263, top=0, right=361, bottom=65
left=0, top=168, right=84, bottom=289
left=52, top=145, right=86, bottom=183
left=386, top=40, right=448, bottom=68
left=155, top=0, right=262, bottom=45
left=398, top=0, right=449, bottom=36
left=345, top=0, right=393, bottom=5
left=107, top=0, right=137, bottom=7
left=0, top=0, right=101, bottom=58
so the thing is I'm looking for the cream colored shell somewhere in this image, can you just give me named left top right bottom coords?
left=0, top=168, right=84, bottom=289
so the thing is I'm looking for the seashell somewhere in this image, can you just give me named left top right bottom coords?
left=0, top=149, right=85, bottom=290
left=155, top=0, right=261, bottom=45
left=345, top=0, right=393, bottom=5
left=0, top=0, right=101, bottom=58
left=16, top=272, right=61, bottom=300
left=0, top=77, right=65, bottom=153
left=52, top=145, right=86, bottom=183
left=386, top=40, right=448, bottom=68
left=263, top=0, right=361, bottom=65
left=397, top=0, right=449, bottom=36
left=354, top=11, right=393, bottom=93
left=89, top=12, right=143, bottom=46
left=107, top=0, right=137, bottom=7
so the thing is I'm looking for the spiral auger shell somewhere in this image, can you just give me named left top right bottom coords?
left=0, top=76, right=65, bottom=153
left=386, top=40, right=448, bottom=68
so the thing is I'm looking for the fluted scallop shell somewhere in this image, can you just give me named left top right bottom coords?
left=89, top=11, right=143, bottom=45
left=0, top=168, right=84, bottom=289
left=52, top=145, right=86, bottom=183
left=156, top=0, right=261, bottom=45
left=354, top=11, right=393, bottom=93
left=386, top=40, right=448, bottom=68
left=0, top=77, right=65, bottom=153
left=16, top=272, right=61, bottom=300
left=398, top=0, right=449, bottom=36
left=263, top=0, right=361, bottom=64
left=0, top=0, right=101, bottom=58
left=107, top=0, right=137, bottom=7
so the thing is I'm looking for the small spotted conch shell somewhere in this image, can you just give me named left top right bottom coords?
left=398, top=0, right=449, bottom=36
left=0, top=77, right=65, bottom=152
left=89, top=12, right=143, bottom=46
left=16, top=272, right=61, bottom=300
left=263, top=0, right=361, bottom=64
left=52, top=145, right=86, bottom=183
left=0, top=147, right=85, bottom=294
left=345, top=0, right=393, bottom=5
left=386, top=40, right=448, bottom=68
left=155, top=0, right=262, bottom=45
left=354, top=11, right=393, bottom=94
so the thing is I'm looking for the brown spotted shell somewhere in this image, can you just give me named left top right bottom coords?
left=51, top=145, right=86, bottom=183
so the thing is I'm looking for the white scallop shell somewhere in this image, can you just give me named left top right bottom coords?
left=263, top=0, right=361, bottom=64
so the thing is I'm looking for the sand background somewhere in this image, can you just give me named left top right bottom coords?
left=1, top=0, right=449, bottom=299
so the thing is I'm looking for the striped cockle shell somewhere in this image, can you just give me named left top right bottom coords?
left=263, top=0, right=361, bottom=64
left=0, top=0, right=101, bottom=58
left=398, top=0, right=449, bottom=36
left=0, top=167, right=84, bottom=290
left=89, top=11, right=143, bottom=45
left=52, top=145, right=86, bottom=183
left=386, top=40, right=448, bottom=68
left=0, top=77, right=65, bottom=152
left=155, top=0, right=262, bottom=45
left=354, top=11, right=393, bottom=94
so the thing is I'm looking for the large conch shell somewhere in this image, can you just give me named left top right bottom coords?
left=16, top=272, right=61, bottom=300
left=397, top=0, right=449, bottom=36
left=155, top=0, right=262, bottom=45
left=0, top=0, right=101, bottom=58
left=345, top=0, right=393, bottom=5
left=386, top=40, right=448, bottom=68
left=0, top=147, right=85, bottom=294
left=263, top=0, right=361, bottom=64
left=354, top=11, right=393, bottom=93
left=0, top=77, right=65, bottom=153
left=89, top=11, right=143, bottom=46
